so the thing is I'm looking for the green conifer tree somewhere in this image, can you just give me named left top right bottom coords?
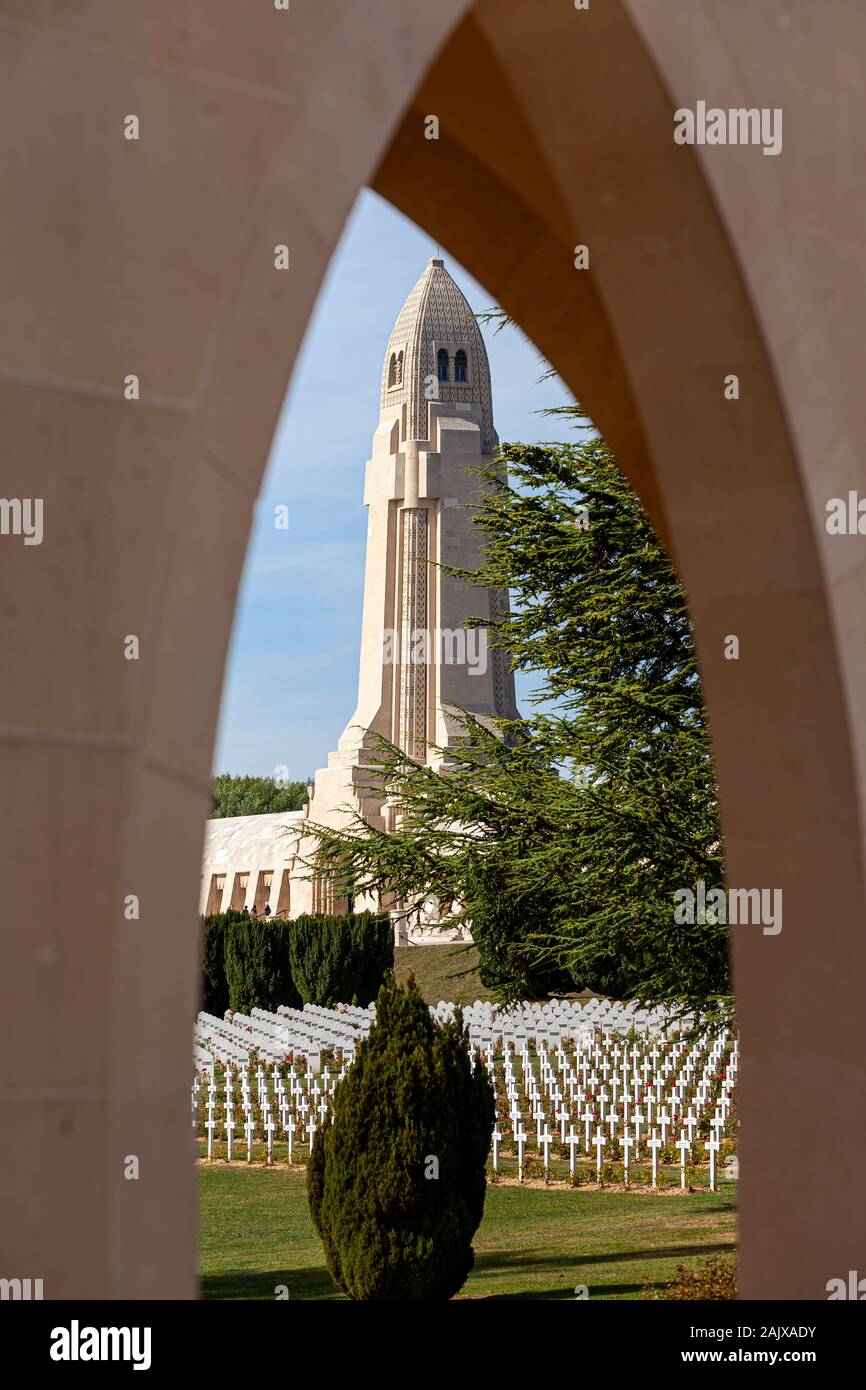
left=201, top=913, right=229, bottom=1015
left=289, top=913, right=392, bottom=1006
left=308, top=974, right=494, bottom=1300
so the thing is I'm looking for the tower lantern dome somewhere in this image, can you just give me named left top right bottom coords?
left=379, top=256, right=497, bottom=451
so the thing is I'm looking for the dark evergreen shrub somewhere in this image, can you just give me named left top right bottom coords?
left=289, top=912, right=392, bottom=1006
left=224, top=916, right=257, bottom=1013
left=203, top=910, right=299, bottom=1014
left=307, top=974, right=495, bottom=1300
left=263, top=917, right=300, bottom=1010
left=201, top=913, right=229, bottom=1015
left=201, top=908, right=246, bottom=1014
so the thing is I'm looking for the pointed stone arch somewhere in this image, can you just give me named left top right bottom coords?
left=0, top=0, right=863, bottom=1300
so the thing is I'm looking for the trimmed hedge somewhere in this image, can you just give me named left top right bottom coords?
left=288, top=912, right=393, bottom=1008
left=201, top=908, right=245, bottom=1015
left=200, top=910, right=392, bottom=1014
left=224, top=915, right=299, bottom=1014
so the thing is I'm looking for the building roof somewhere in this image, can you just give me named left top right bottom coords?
left=379, top=257, right=496, bottom=450
left=202, top=811, right=305, bottom=870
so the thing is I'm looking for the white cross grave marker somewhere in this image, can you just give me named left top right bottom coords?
left=705, top=1136, right=719, bottom=1191
left=265, top=1112, right=276, bottom=1164
left=540, top=1126, right=553, bottom=1175
left=621, top=1132, right=635, bottom=1182
left=675, top=1133, right=691, bottom=1189
left=647, top=1131, right=663, bottom=1188
left=593, top=1129, right=606, bottom=1179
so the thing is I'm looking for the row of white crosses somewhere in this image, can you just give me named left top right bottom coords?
left=193, top=1000, right=737, bottom=1186
left=194, top=1051, right=355, bottom=1163
left=195, top=1003, right=374, bottom=1076
left=487, top=1025, right=737, bottom=1188
left=433, top=995, right=692, bottom=1052
left=194, top=1004, right=375, bottom=1163
left=199, top=999, right=689, bottom=1080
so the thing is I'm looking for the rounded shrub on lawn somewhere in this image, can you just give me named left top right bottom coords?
left=307, top=973, right=495, bottom=1300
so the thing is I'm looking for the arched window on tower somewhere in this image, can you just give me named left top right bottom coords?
left=437, top=348, right=449, bottom=382
left=396, top=351, right=403, bottom=386
left=388, top=352, right=398, bottom=387
left=455, top=349, right=467, bottom=382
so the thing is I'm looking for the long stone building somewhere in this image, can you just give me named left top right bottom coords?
left=200, top=258, right=517, bottom=937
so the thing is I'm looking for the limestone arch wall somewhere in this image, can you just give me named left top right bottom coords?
left=376, top=0, right=866, bottom=1299
left=0, top=0, right=862, bottom=1299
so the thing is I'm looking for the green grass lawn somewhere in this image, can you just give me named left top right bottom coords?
left=199, top=1165, right=736, bottom=1300
left=392, top=944, right=492, bottom=1005
left=391, top=943, right=607, bottom=1008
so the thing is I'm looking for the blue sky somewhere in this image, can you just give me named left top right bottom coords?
left=212, top=189, right=573, bottom=778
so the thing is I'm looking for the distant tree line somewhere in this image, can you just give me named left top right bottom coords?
left=201, top=910, right=393, bottom=1014
left=211, top=773, right=309, bottom=818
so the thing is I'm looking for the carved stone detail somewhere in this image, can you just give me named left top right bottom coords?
left=379, top=258, right=497, bottom=451
left=398, top=507, right=428, bottom=758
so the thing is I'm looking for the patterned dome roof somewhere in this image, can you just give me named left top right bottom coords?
left=380, top=258, right=496, bottom=450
